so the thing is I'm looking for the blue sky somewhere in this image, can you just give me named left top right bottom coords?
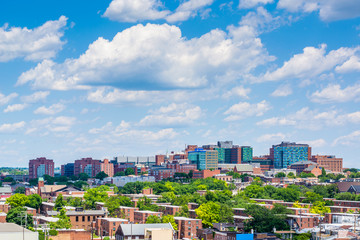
left=1, top=0, right=360, bottom=167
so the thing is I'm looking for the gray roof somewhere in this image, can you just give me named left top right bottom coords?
left=290, top=161, right=317, bottom=166
left=0, top=223, right=34, bottom=233
left=349, top=185, right=360, bottom=192
left=119, top=223, right=172, bottom=236
left=0, top=187, right=12, bottom=193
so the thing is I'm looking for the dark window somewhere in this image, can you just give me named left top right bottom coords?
left=82, top=216, right=85, bottom=221
left=88, top=216, right=90, bottom=221
left=76, top=216, right=78, bottom=222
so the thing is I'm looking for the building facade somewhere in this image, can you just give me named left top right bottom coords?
left=101, top=159, right=114, bottom=177
left=29, top=157, right=54, bottom=179
left=310, top=155, right=343, bottom=173
left=189, top=148, right=218, bottom=170
left=270, top=142, right=311, bottom=169
left=61, top=163, right=74, bottom=177
left=74, top=158, right=101, bottom=177
left=241, top=146, right=253, bottom=163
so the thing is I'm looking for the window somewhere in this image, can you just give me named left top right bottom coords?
left=82, top=216, right=85, bottom=221
left=88, top=216, right=90, bottom=221
left=76, top=216, right=79, bottom=222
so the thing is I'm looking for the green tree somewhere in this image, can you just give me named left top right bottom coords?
left=54, top=194, right=67, bottom=210
left=84, top=188, right=109, bottom=209
left=78, top=173, right=89, bottom=181
left=195, top=201, right=233, bottom=228
left=137, top=197, right=159, bottom=212
left=67, top=197, right=83, bottom=207
left=287, top=172, right=295, bottom=178
left=302, top=192, right=323, bottom=204
left=105, top=196, right=133, bottom=217
left=26, top=194, right=42, bottom=210
left=50, top=208, right=72, bottom=229
left=146, top=215, right=161, bottom=223
left=6, top=193, right=28, bottom=208
left=244, top=204, right=289, bottom=233
left=244, top=184, right=265, bottom=198
left=4, top=176, right=14, bottom=182
left=125, top=168, right=135, bottom=176
left=275, top=172, right=286, bottom=178
left=14, top=186, right=25, bottom=194
left=6, top=207, right=33, bottom=228
left=95, top=171, right=109, bottom=180
left=321, top=167, right=326, bottom=177
left=114, top=171, right=125, bottom=177
left=162, top=215, right=178, bottom=231
left=310, top=201, right=331, bottom=216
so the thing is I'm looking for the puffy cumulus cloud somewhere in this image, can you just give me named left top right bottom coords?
left=33, top=103, right=66, bottom=115
left=257, top=132, right=286, bottom=142
left=336, top=56, right=360, bottom=73
left=0, top=121, right=25, bottom=133
left=277, top=0, right=360, bottom=21
left=0, top=16, right=67, bottom=62
left=333, top=130, right=360, bottom=146
left=256, top=44, right=359, bottom=82
left=239, top=0, right=274, bottom=9
left=139, top=103, right=202, bottom=127
left=166, top=0, right=214, bottom=22
left=18, top=23, right=272, bottom=91
left=3, top=103, right=28, bottom=113
left=222, top=86, right=251, bottom=99
left=21, top=91, right=50, bottom=103
left=271, top=84, right=292, bottom=97
left=26, top=116, right=76, bottom=134
left=103, top=0, right=170, bottom=22
left=224, top=100, right=271, bottom=121
left=257, top=107, right=360, bottom=130
left=311, top=84, right=360, bottom=103
left=0, top=92, right=18, bottom=105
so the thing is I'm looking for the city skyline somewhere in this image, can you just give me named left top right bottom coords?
left=1, top=1, right=360, bottom=167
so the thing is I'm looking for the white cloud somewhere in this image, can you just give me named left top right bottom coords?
left=0, top=92, right=18, bottom=105
left=239, top=0, right=274, bottom=9
left=257, top=44, right=358, bottom=82
left=166, top=0, right=214, bottom=22
left=0, top=121, right=25, bottom=133
left=4, top=103, right=27, bottom=113
left=257, top=132, right=286, bottom=142
left=21, top=91, right=50, bottom=103
left=271, top=84, right=292, bottom=97
left=336, top=56, right=360, bottom=73
left=26, top=116, right=76, bottom=134
left=311, top=84, right=360, bottom=103
left=18, top=23, right=271, bottom=91
left=301, top=139, right=326, bottom=147
left=257, top=107, right=360, bottom=130
left=139, top=103, right=202, bottom=127
left=224, top=100, right=271, bottom=121
left=34, top=103, right=65, bottom=115
left=103, top=0, right=170, bottom=22
left=0, top=16, right=67, bottom=62
left=333, top=130, right=360, bottom=146
left=277, top=0, right=360, bottom=22
left=222, top=86, right=251, bottom=99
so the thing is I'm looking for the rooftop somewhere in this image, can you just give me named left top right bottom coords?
left=119, top=223, right=172, bottom=236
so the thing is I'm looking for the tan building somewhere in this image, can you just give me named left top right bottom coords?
left=144, top=228, right=173, bottom=240
left=310, top=155, right=343, bottom=173
left=101, top=159, right=114, bottom=177
left=50, top=229, right=91, bottom=240
left=116, top=223, right=174, bottom=239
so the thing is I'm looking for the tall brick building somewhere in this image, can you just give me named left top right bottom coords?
left=310, top=155, right=343, bottom=173
left=101, top=159, right=114, bottom=177
left=74, top=158, right=101, bottom=177
left=29, top=157, right=54, bottom=179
